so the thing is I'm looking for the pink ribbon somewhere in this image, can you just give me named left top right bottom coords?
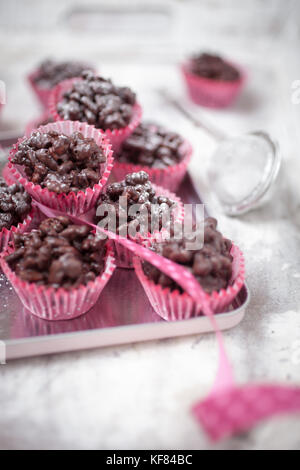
left=34, top=202, right=300, bottom=441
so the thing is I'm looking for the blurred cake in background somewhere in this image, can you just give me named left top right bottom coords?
left=28, top=59, right=94, bottom=108
left=181, top=51, right=245, bottom=108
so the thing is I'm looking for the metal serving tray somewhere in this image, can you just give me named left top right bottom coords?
left=0, top=172, right=249, bottom=360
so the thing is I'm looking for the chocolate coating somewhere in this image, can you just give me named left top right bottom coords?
left=57, top=71, right=136, bottom=130
left=143, top=217, right=233, bottom=294
left=96, top=171, right=175, bottom=233
left=34, top=59, right=93, bottom=89
left=6, top=217, right=107, bottom=289
left=190, top=53, right=240, bottom=82
left=12, top=131, right=106, bottom=194
left=0, top=177, right=32, bottom=231
left=117, top=123, right=184, bottom=168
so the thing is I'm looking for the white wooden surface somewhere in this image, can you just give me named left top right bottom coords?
left=0, top=0, right=300, bottom=450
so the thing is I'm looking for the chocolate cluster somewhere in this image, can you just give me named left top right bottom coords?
left=143, top=218, right=233, bottom=294
left=117, top=123, right=184, bottom=168
left=0, top=177, right=32, bottom=231
left=190, top=53, right=240, bottom=82
left=12, top=130, right=106, bottom=194
left=6, top=217, right=107, bottom=289
left=57, top=71, right=136, bottom=130
left=96, top=171, right=175, bottom=234
left=34, top=59, right=93, bottom=89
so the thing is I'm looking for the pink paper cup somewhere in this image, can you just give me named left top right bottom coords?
left=8, top=120, right=114, bottom=216
left=27, top=69, right=52, bottom=109
left=111, top=233, right=149, bottom=269
left=133, top=243, right=245, bottom=320
left=113, top=139, right=193, bottom=192
left=49, top=77, right=142, bottom=152
left=25, top=110, right=53, bottom=136
left=0, top=243, right=116, bottom=321
left=106, top=184, right=185, bottom=269
left=0, top=205, right=39, bottom=253
left=181, top=62, right=246, bottom=109
left=2, top=163, right=18, bottom=185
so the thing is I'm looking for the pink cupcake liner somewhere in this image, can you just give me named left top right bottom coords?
left=113, top=139, right=193, bottom=192
left=0, top=243, right=116, bottom=321
left=27, top=69, right=52, bottom=109
left=7, top=120, right=114, bottom=216
left=181, top=61, right=246, bottom=109
left=25, top=110, right=53, bottom=136
left=2, top=162, right=18, bottom=184
left=48, top=77, right=142, bottom=152
left=133, top=243, right=245, bottom=321
left=108, top=184, right=185, bottom=268
left=111, top=233, right=149, bottom=269
left=0, top=205, right=39, bottom=253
